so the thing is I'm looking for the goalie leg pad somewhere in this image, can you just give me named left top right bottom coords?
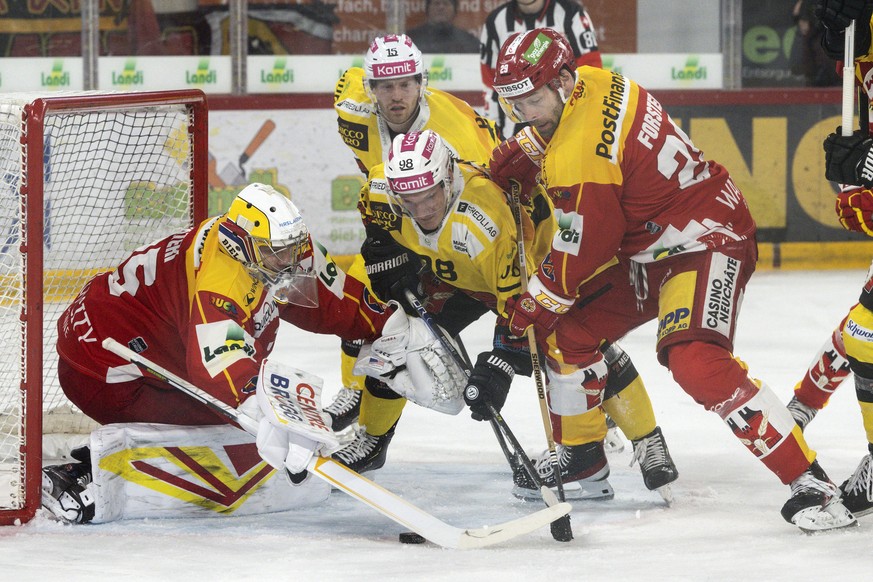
left=87, top=422, right=329, bottom=523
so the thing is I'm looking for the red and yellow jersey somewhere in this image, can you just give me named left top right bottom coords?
left=334, top=66, right=499, bottom=174
left=57, top=216, right=389, bottom=408
left=538, top=66, right=757, bottom=297
left=360, top=162, right=555, bottom=315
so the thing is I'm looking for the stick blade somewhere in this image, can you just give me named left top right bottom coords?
left=550, top=514, right=574, bottom=542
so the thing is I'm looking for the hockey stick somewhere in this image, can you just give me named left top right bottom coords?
left=843, top=20, right=857, bottom=137
left=102, top=337, right=570, bottom=549
left=401, top=289, right=573, bottom=541
left=506, top=179, right=570, bottom=508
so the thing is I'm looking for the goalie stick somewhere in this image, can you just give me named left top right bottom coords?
left=402, top=289, right=573, bottom=542
left=102, top=337, right=570, bottom=549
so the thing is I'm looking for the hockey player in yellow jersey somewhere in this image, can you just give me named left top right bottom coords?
left=327, top=33, right=498, bottom=471
left=328, top=36, right=671, bottom=495
left=354, top=129, right=679, bottom=500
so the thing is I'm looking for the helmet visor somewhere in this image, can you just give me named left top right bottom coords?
left=251, top=235, right=319, bottom=308
left=388, top=183, right=449, bottom=231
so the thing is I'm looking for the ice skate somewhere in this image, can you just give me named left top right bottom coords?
left=786, top=396, right=818, bottom=431
left=512, top=441, right=614, bottom=502
left=781, top=461, right=857, bottom=533
left=630, top=426, right=678, bottom=503
left=331, top=424, right=395, bottom=474
left=41, top=446, right=95, bottom=524
left=839, top=447, right=873, bottom=518
left=324, top=386, right=362, bottom=432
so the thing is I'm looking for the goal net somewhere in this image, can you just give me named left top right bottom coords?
left=0, top=90, right=207, bottom=525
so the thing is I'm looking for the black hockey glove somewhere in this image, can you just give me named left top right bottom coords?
left=361, top=233, right=425, bottom=304
left=815, top=0, right=873, bottom=30
left=464, top=351, right=515, bottom=421
left=824, top=128, right=873, bottom=187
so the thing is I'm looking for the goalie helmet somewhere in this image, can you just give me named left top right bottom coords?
left=384, top=130, right=459, bottom=230
left=493, top=28, right=575, bottom=123
left=218, top=183, right=318, bottom=307
left=363, top=34, right=428, bottom=112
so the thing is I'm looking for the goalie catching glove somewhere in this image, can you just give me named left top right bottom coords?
left=823, top=129, right=873, bottom=187
left=353, top=304, right=467, bottom=414
left=489, top=126, right=547, bottom=204
left=239, top=358, right=340, bottom=476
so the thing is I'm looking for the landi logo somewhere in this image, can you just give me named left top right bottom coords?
left=428, top=57, right=452, bottom=82
left=602, top=56, right=622, bottom=75
left=41, top=61, right=69, bottom=87
left=262, top=57, right=293, bottom=84
left=672, top=56, right=707, bottom=81
left=112, top=59, right=144, bottom=86
left=186, top=59, right=216, bottom=85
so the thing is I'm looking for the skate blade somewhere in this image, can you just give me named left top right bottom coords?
left=513, top=478, right=615, bottom=502
left=656, top=483, right=674, bottom=506
left=793, top=500, right=859, bottom=534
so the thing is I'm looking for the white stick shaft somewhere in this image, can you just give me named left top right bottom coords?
left=101, top=336, right=570, bottom=548
left=843, top=20, right=857, bottom=136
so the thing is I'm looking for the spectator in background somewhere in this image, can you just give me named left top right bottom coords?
left=407, top=0, right=480, bottom=54
left=479, top=0, right=601, bottom=139
left=790, top=0, right=840, bottom=86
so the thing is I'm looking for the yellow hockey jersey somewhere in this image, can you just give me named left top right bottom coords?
left=334, top=67, right=500, bottom=173
left=359, top=162, right=555, bottom=315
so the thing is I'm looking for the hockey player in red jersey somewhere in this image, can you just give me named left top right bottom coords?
left=789, top=0, right=873, bottom=518
left=485, top=27, right=857, bottom=531
left=42, top=183, right=459, bottom=523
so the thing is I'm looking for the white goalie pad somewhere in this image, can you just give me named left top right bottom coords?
left=353, top=309, right=466, bottom=415
left=88, top=423, right=330, bottom=523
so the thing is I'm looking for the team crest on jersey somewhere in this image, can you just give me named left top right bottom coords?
left=540, top=253, right=556, bottom=282
left=337, top=118, right=370, bottom=151
left=362, top=287, right=385, bottom=313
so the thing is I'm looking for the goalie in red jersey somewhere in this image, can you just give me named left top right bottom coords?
left=486, top=27, right=857, bottom=532
left=41, top=183, right=463, bottom=524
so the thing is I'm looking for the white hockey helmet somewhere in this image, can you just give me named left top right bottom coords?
left=363, top=34, right=428, bottom=110
left=384, top=130, right=458, bottom=229
left=217, top=183, right=318, bottom=307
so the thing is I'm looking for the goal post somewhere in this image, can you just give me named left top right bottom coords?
left=0, top=90, right=208, bottom=525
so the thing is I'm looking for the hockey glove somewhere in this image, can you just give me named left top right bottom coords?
left=489, top=126, right=547, bottom=203
left=464, top=351, right=516, bottom=421
left=814, top=0, right=873, bottom=31
left=361, top=232, right=425, bottom=304
left=505, top=274, right=574, bottom=338
left=836, top=188, right=873, bottom=235
left=824, top=129, right=873, bottom=187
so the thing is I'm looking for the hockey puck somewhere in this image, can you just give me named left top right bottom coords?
left=398, top=531, right=426, bottom=544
